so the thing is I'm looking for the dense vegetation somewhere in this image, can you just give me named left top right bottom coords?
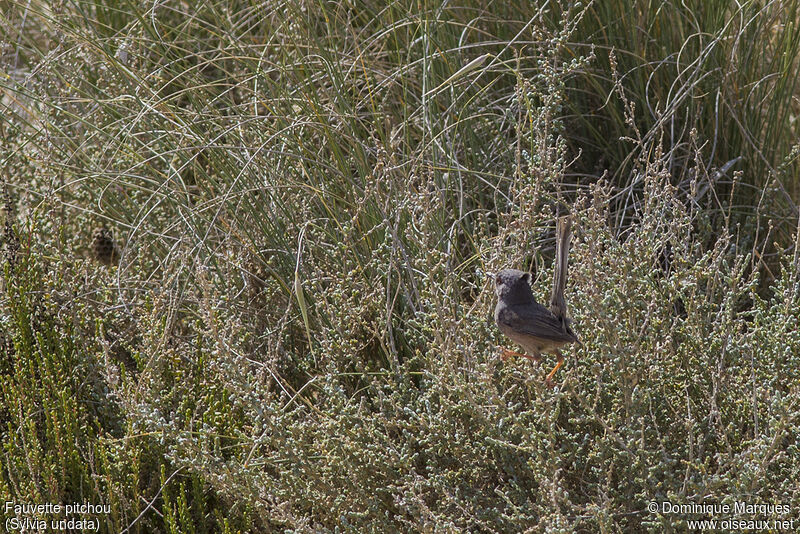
left=2, top=0, right=799, bottom=531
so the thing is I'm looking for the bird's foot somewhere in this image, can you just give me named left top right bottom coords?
left=544, top=356, right=565, bottom=387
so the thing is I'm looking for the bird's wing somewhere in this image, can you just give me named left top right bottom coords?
left=497, top=303, right=578, bottom=343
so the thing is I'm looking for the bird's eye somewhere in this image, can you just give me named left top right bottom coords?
left=495, top=274, right=502, bottom=285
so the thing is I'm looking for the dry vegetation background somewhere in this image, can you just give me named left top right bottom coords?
left=2, top=0, right=800, bottom=532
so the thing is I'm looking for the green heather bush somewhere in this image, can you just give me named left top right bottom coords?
left=0, top=252, right=252, bottom=532
left=2, top=0, right=799, bottom=532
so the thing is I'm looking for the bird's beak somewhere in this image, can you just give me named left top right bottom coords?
left=485, top=271, right=495, bottom=281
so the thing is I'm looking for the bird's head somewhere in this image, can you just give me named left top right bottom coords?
left=491, top=268, right=534, bottom=304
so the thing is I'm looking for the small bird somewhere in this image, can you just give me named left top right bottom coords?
left=493, top=216, right=578, bottom=384
left=91, top=227, right=120, bottom=266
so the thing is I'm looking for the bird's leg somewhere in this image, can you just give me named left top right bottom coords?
left=499, top=347, right=541, bottom=363
left=544, top=350, right=565, bottom=386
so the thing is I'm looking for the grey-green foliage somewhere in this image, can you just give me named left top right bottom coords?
left=125, top=141, right=800, bottom=532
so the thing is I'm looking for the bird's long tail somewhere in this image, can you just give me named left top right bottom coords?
left=549, top=214, right=572, bottom=321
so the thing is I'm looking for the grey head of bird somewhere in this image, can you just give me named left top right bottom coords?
left=492, top=268, right=536, bottom=306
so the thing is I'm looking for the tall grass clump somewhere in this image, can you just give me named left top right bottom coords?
left=1, top=0, right=799, bottom=531
left=561, top=1, right=800, bottom=248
